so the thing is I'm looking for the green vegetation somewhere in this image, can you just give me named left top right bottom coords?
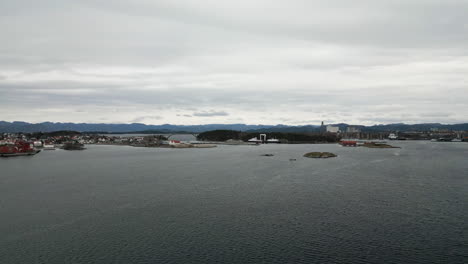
left=28, top=130, right=82, bottom=139
left=362, top=142, right=400, bottom=148
left=240, top=132, right=340, bottom=143
left=62, top=142, right=86, bottom=150
left=87, top=130, right=192, bottom=135
left=197, top=130, right=341, bottom=143
left=303, top=152, right=337, bottom=158
left=196, top=130, right=243, bottom=141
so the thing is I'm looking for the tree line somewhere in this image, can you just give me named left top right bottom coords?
left=196, top=130, right=340, bottom=143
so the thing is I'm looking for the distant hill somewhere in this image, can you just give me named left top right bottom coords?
left=246, top=125, right=320, bottom=133
left=1, top=121, right=467, bottom=133
left=0, top=121, right=276, bottom=133
left=362, top=123, right=468, bottom=132
left=197, top=130, right=340, bottom=143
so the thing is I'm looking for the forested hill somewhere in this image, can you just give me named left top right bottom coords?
left=1, top=121, right=467, bottom=133
left=0, top=121, right=275, bottom=133
left=197, top=130, right=340, bottom=143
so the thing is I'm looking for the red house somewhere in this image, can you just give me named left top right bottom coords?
left=340, top=140, right=357, bottom=147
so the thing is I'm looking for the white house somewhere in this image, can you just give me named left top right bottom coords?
left=346, top=126, right=361, bottom=133
left=326, top=125, right=340, bottom=133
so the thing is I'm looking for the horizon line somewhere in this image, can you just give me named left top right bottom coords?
left=2, top=120, right=468, bottom=127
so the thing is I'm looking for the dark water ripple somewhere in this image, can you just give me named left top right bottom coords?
left=1, top=141, right=467, bottom=263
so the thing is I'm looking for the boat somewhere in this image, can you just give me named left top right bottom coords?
left=43, top=144, right=56, bottom=150
left=0, top=141, right=41, bottom=157
left=340, top=140, right=357, bottom=147
left=248, top=134, right=280, bottom=144
left=266, top=138, right=280, bottom=143
left=437, top=138, right=452, bottom=142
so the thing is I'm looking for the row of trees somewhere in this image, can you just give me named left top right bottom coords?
left=197, top=130, right=340, bottom=143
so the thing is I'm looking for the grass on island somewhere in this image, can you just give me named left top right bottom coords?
left=303, top=152, right=337, bottom=159
left=171, top=144, right=217, bottom=148
left=362, top=143, right=400, bottom=148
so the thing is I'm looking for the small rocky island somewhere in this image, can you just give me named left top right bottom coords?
left=303, top=152, right=337, bottom=158
left=362, top=142, right=400, bottom=148
left=62, top=142, right=86, bottom=150
left=171, top=143, right=216, bottom=148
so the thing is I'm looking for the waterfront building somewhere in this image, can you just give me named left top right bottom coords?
left=326, top=125, right=340, bottom=133
left=340, top=140, right=357, bottom=147
left=320, top=121, right=326, bottom=133
left=346, top=126, right=361, bottom=133
left=169, top=140, right=182, bottom=145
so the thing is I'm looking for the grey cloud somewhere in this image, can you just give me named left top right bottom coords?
left=1, top=0, right=467, bottom=125
left=193, top=111, right=229, bottom=117
left=131, top=116, right=163, bottom=123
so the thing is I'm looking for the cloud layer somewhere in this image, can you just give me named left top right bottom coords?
left=1, top=0, right=467, bottom=125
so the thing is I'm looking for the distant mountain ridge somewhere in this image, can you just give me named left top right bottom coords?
left=0, top=121, right=277, bottom=133
left=251, top=123, right=468, bottom=133
left=1, top=121, right=467, bottom=133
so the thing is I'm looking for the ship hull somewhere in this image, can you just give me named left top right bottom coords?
left=0, top=150, right=41, bottom=157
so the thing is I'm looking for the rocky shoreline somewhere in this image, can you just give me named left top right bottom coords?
left=362, top=142, right=400, bottom=148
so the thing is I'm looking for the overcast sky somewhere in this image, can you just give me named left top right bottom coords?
left=1, top=0, right=467, bottom=125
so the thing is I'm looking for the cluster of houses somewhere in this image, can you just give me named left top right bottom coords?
left=1, top=133, right=92, bottom=146
left=318, top=122, right=468, bottom=141
left=0, top=133, right=189, bottom=149
left=93, top=135, right=185, bottom=147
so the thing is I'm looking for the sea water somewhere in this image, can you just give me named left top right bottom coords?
left=1, top=141, right=467, bottom=263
